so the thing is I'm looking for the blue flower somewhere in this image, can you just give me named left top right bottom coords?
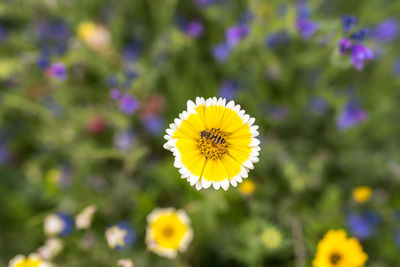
left=393, top=58, right=400, bottom=76
left=141, top=114, right=165, bottom=136
left=194, top=0, right=213, bottom=8
left=57, top=212, right=74, bottom=236
left=123, top=42, right=143, bottom=62
left=225, top=25, right=250, bottom=48
left=47, top=62, right=67, bottom=80
left=350, top=28, right=370, bottom=41
left=373, top=18, right=398, bottom=42
left=346, top=212, right=380, bottom=240
left=0, top=143, right=10, bottom=164
left=37, top=57, right=50, bottom=70
left=110, top=88, right=122, bottom=101
left=212, top=43, right=231, bottom=62
left=350, top=44, right=374, bottom=70
left=296, top=3, right=311, bottom=19
left=296, top=18, right=318, bottom=39
left=266, top=31, right=290, bottom=48
left=341, top=15, right=357, bottom=33
left=0, top=25, right=8, bottom=42
left=337, top=100, right=367, bottom=131
left=44, top=212, right=74, bottom=237
left=119, top=95, right=139, bottom=114
left=105, top=221, right=136, bottom=250
left=114, top=130, right=135, bottom=151
left=395, top=231, right=400, bottom=247
left=309, top=96, right=328, bottom=114
left=346, top=214, right=373, bottom=240
left=185, top=19, right=204, bottom=38
left=219, top=79, right=238, bottom=100
left=338, top=38, right=352, bottom=54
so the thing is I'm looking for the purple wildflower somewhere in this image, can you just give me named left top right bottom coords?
left=337, top=100, right=367, bottom=130
left=114, top=130, right=135, bottom=151
left=37, top=57, right=50, bottom=70
left=0, top=144, right=10, bottom=164
left=195, top=0, right=213, bottom=8
left=110, top=88, right=122, bottom=101
left=226, top=25, right=250, bottom=48
left=346, top=214, right=374, bottom=240
left=395, top=231, right=400, bottom=247
left=185, top=19, right=204, bottom=38
left=373, top=18, right=398, bottom=42
left=141, top=114, right=164, bottom=136
left=123, top=42, right=142, bottom=62
left=57, top=212, right=74, bottom=237
left=350, top=44, right=374, bottom=70
left=105, top=221, right=136, bottom=250
left=0, top=25, right=8, bottom=42
left=309, top=96, right=328, bottom=114
left=393, top=58, right=400, bottom=76
left=266, top=31, right=290, bottom=48
left=119, top=95, right=139, bottom=114
left=296, top=2, right=310, bottom=19
left=296, top=18, right=318, bottom=39
left=212, top=43, right=231, bottom=62
left=47, top=62, right=66, bottom=80
left=219, top=79, right=237, bottom=100
left=268, top=105, right=289, bottom=121
left=338, top=38, right=352, bottom=54
left=351, top=28, right=370, bottom=41
left=341, top=15, right=357, bottom=33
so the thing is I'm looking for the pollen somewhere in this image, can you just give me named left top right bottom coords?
left=198, top=128, right=228, bottom=160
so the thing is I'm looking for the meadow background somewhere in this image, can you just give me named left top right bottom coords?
left=1, top=0, right=400, bottom=266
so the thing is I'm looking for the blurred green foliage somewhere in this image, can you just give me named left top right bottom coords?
left=1, top=0, right=400, bottom=266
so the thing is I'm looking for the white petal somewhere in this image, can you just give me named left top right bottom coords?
left=196, top=97, right=205, bottom=106
left=250, top=156, right=259, bottom=163
left=174, top=160, right=183, bottom=168
left=189, top=175, right=200, bottom=185
left=195, top=181, right=203, bottom=190
left=226, top=100, right=235, bottom=109
left=242, top=114, right=250, bottom=124
left=212, top=181, right=221, bottom=190
left=233, top=104, right=241, bottom=113
left=187, top=100, right=196, bottom=111
left=240, top=166, right=248, bottom=178
left=205, top=98, right=212, bottom=106
left=248, top=117, right=255, bottom=126
left=243, top=160, right=254, bottom=170
left=201, top=178, right=212, bottom=189
left=221, top=178, right=229, bottom=190
left=174, top=118, right=182, bottom=127
left=249, top=138, right=260, bottom=147
left=230, top=178, right=237, bottom=187
left=166, top=128, right=175, bottom=136
left=217, top=98, right=226, bottom=107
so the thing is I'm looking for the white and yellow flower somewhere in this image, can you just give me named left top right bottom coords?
left=37, top=238, right=63, bottom=260
left=75, top=205, right=97, bottom=229
left=145, top=208, right=193, bottom=258
left=9, top=254, right=52, bottom=267
left=77, top=21, right=111, bottom=52
left=163, top=97, right=260, bottom=190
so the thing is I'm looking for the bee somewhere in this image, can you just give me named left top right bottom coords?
left=201, top=130, right=227, bottom=145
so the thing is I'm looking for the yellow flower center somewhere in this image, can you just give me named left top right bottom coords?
left=329, top=252, right=342, bottom=265
left=198, top=128, right=228, bottom=160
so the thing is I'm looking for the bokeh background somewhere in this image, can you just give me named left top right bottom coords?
left=1, top=0, right=400, bottom=266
